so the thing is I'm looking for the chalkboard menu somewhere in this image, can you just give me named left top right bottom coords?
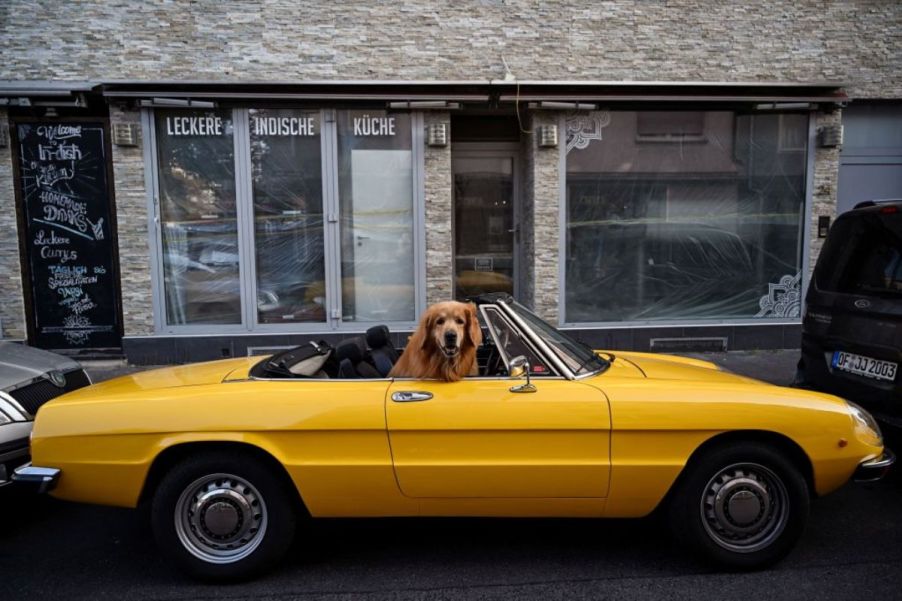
left=15, top=122, right=121, bottom=349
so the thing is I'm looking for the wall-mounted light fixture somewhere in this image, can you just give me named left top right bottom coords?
left=817, top=124, right=843, bottom=148
left=426, top=122, right=448, bottom=147
left=138, top=98, right=217, bottom=109
left=113, top=122, right=140, bottom=147
left=754, top=102, right=816, bottom=111
left=528, top=101, right=597, bottom=111
left=538, top=124, right=558, bottom=148
left=388, top=101, right=461, bottom=110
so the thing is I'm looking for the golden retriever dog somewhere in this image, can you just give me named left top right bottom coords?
left=389, top=301, right=483, bottom=381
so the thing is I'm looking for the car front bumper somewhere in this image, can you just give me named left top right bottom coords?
left=853, top=449, right=896, bottom=483
left=11, top=463, right=61, bottom=493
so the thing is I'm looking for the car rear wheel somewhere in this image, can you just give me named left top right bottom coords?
left=668, top=442, right=810, bottom=570
left=151, top=452, right=297, bottom=580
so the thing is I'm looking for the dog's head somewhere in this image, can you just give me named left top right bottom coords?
left=419, top=301, right=483, bottom=359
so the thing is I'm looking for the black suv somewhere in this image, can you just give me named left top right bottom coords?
left=798, top=200, right=902, bottom=429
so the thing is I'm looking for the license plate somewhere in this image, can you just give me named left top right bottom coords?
left=832, top=351, right=898, bottom=382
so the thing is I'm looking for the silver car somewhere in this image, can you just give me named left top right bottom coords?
left=0, top=342, right=91, bottom=486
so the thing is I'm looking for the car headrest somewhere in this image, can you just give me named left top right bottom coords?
left=366, top=325, right=391, bottom=349
left=335, top=337, right=366, bottom=363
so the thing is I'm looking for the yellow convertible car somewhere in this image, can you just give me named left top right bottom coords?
left=14, top=294, right=894, bottom=581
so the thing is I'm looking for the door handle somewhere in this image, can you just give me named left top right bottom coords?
left=391, top=391, right=433, bottom=402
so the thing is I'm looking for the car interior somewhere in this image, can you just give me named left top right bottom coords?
left=250, top=317, right=552, bottom=381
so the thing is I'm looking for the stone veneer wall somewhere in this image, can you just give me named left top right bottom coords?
left=810, top=109, right=843, bottom=272
left=0, top=1, right=898, bottom=99
left=0, top=109, right=27, bottom=339
left=109, top=107, right=155, bottom=336
left=521, top=112, right=562, bottom=323
left=423, top=112, right=453, bottom=307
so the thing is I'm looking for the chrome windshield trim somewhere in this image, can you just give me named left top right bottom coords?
left=493, top=301, right=576, bottom=380
left=478, top=305, right=561, bottom=378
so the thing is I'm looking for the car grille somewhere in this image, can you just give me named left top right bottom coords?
left=8, top=369, right=91, bottom=417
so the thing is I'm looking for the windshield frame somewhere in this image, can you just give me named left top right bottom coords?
left=494, top=298, right=609, bottom=379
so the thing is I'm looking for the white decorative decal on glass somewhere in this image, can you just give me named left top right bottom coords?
left=756, top=273, right=802, bottom=318
left=565, top=112, right=611, bottom=154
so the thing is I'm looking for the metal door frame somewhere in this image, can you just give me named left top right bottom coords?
left=451, top=142, right=522, bottom=301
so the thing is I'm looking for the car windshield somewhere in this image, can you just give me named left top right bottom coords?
left=505, top=300, right=609, bottom=376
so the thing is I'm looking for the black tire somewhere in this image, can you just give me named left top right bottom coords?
left=150, top=451, right=297, bottom=581
left=668, top=442, right=810, bottom=570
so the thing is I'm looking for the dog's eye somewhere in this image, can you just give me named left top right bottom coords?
left=436, top=318, right=445, bottom=325
left=455, top=318, right=465, bottom=325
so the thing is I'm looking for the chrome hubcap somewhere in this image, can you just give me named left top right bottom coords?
left=174, top=473, right=267, bottom=564
left=701, top=463, right=788, bottom=553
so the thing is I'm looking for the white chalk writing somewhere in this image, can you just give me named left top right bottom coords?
left=36, top=124, right=82, bottom=141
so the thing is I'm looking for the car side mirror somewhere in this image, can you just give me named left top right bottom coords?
left=509, top=355, right=537, bottom=394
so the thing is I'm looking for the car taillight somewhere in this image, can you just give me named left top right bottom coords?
left=880, top=205, right=899, bottom=214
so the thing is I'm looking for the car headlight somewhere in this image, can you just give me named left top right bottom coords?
left=847, top=401, right=883, bottom=447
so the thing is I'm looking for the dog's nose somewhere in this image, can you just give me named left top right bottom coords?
left=444, top=331, right=457, bottom=345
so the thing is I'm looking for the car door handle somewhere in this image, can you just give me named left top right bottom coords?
left=391, top=391, right=433, bottom=402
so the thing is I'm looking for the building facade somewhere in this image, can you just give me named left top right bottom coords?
left=1, top=1, right=900, bottom=363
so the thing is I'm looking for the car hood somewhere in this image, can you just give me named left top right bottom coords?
left=53, top=357, right=260, bottom=403
left=0, top=341, right=81, bottom=390
left=602, top=351, right=761, bottom=384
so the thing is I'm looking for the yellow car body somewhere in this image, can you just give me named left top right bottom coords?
left=33, top=351, right=880, bottom=516
left=18, top=294, right=891, bottom=579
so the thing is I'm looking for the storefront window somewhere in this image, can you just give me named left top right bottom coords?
left=155, top=109, right=240, bottom=325
left=336, top=110, right=415, bottom=322
left=565, top=111, right=809, bottom=322
left=249, top=109, right=325, bottom=323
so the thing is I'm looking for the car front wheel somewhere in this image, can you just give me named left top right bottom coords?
left=151, top=452, right=297, bottom=581
left=668, top=442, right=810, bottom=570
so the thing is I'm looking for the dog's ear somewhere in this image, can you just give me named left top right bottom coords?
left=407, top=308, right=432, bottom=351
left=466, top=303, right=483, bottom=348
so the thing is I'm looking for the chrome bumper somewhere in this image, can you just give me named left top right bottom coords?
left=11, top=463, right=61, bottom=493
left=853, top=449, right=895, bottom=483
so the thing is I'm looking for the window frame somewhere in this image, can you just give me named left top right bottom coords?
left=143, top=107, right=426, bottom=335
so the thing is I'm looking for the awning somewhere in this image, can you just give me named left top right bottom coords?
left=1, top=79, right=849, bottom=110
left=493, top=80, right=849, bottom=107
left=0, top=80, right=97, bottom=107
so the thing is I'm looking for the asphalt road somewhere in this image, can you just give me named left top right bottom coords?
left=2, top=352, right=900, bottom=601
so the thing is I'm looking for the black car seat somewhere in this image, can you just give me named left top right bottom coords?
left=366, top=325, right=398, bottom=377
left=335, top=337, right=381, bottom=379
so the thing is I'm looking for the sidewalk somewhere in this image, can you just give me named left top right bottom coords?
left=81, top=349, right=802, bottom=387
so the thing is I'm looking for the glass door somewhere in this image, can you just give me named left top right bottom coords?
left=452, top=150, right=519, bottom=300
